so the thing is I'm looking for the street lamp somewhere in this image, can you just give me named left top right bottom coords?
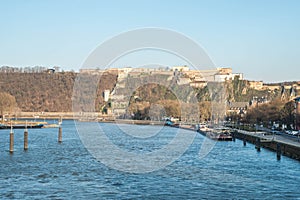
left=294, top=97, right=300, bottom=130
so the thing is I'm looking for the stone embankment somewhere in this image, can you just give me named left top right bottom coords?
left=232, top=129, right=300, bottom=161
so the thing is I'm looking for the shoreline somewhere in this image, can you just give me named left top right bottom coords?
left=232, top=129, right=300, bottom=161
left=6, top=112, right=300, bottom=161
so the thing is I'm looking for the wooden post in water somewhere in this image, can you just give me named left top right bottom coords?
left=276, top=143, right=281, bottom=160
left=58, top=118, right=62, bottom=143
left=24, top=121, right=28, bottom=151
left=255, top=138, right=261, bottom=152
left=243, top=137, right=246, bottom=146
left=9, top=125, right=14, bottom=153
left=232, top=132, right=236, bottom=142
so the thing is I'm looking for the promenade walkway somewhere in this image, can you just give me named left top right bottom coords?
left=234, top=129, right=300, bottom=148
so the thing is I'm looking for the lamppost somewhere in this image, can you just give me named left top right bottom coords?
left=294, top=97, right=300, bottom=142
left=294, top=100, right=297, bottom=131
left=294, top=97, right=300, bottom=130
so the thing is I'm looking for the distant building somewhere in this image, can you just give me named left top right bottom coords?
left=103, top=90, right=110, bottom=102
left=190, top=81, right=207, bottom=88
left=217, top=67, right=232, bottom=74
left=250, top=96, right=269, bottom=106
left=249, top=81, right=263, bottom=90
left=214, top=67, right=243, bottom=82
left=182, top=67, right=243, bottom=83
left=262, top=84, right=280, bottom=91
left=182, top=70, right=204, bottom=81
left=263, top=83, right=300, bottom=95
left=214, top=73, right=243, bottom=82
left=227, top=101, right=249, bottom=115
left=118, top=67, right=133, bottom=73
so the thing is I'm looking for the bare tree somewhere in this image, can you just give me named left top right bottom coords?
left=0, top=92, right=17, bottom=123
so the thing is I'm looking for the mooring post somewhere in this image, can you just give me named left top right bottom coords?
left=58, top=118, right=62, bottom=143
left=255, top=138, right=261, bottom=152
left=243, top=137, right=246, bottom=146
left=232, top=131, right=236, bottom=142
left=24, top=121, right=28, bottom=151
left=9, top=125, right=14, bottom=153
left=276, top=143, right=281, bottom=160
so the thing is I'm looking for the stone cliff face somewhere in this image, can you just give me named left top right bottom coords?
left=0, top=71, right=297, bottom=117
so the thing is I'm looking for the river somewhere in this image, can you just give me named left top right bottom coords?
left=0, top=120, right=299, bottom=199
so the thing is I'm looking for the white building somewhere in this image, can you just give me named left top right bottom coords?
left=214, top=72, right=243, bottom=82
left=103, top=90, right=110, bottom=102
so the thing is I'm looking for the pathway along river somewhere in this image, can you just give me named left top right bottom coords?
left=0, top=120, right=299, bottom=199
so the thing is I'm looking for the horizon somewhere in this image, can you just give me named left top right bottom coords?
left=1, top=0, right=300, bottom=82
left=1, top=64, right=300, bottom=84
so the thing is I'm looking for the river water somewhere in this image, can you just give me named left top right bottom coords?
left=0, top=120, right=299, bottom=199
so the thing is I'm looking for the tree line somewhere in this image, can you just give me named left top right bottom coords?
left=0, top=71, right=117, bottom=113
left=0, top=66, right=53, bottom=73
left=243, top=99, right=299, bottom=130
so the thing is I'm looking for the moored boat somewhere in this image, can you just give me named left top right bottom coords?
left=0, top=121, right=46, bottom=129
left=198, top=127, right=233, bottom=141
left=0, top=123, right=44, bottom=129
left=42, top=124, right=60, bottom=128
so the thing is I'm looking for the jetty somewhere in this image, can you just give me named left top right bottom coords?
left=232, top=129, right=300, bottom=161
left=0, top=121, right=46, bottom=129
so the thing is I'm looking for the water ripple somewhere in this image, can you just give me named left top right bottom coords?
left=0, top=120, right=299, bottom=199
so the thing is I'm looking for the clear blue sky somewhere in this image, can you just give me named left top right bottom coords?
left=1, top=0, right=299, bottom=82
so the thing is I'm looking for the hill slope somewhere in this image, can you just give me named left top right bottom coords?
left=0, top=72, right=117, bottom=112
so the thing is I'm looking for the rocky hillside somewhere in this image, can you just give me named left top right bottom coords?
left=0, top=70, right=297, bottom=117
left=0, top=72, right=118, bottom=112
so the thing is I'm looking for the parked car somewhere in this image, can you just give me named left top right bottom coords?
left=291, top=130, right=299, bottom=136
left=285, top=130, right=292, bottom=135
left=271, top=130, right=281, bottom=135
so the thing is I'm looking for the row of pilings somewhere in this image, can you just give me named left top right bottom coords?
left=7, top=123, right=62, bottom=154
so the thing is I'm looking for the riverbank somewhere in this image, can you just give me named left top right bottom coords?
left=12, top=112, right=112, bottom=120
left=12, top=112, right=184, bottom=126
left=232, top=129, right=300, bottom=161
left=7, top=112, right=300, bottom=161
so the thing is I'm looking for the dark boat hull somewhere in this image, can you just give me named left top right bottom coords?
left=0, top=124, right=44, bottom=129
left=198, top=130, right=233, bottom=141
